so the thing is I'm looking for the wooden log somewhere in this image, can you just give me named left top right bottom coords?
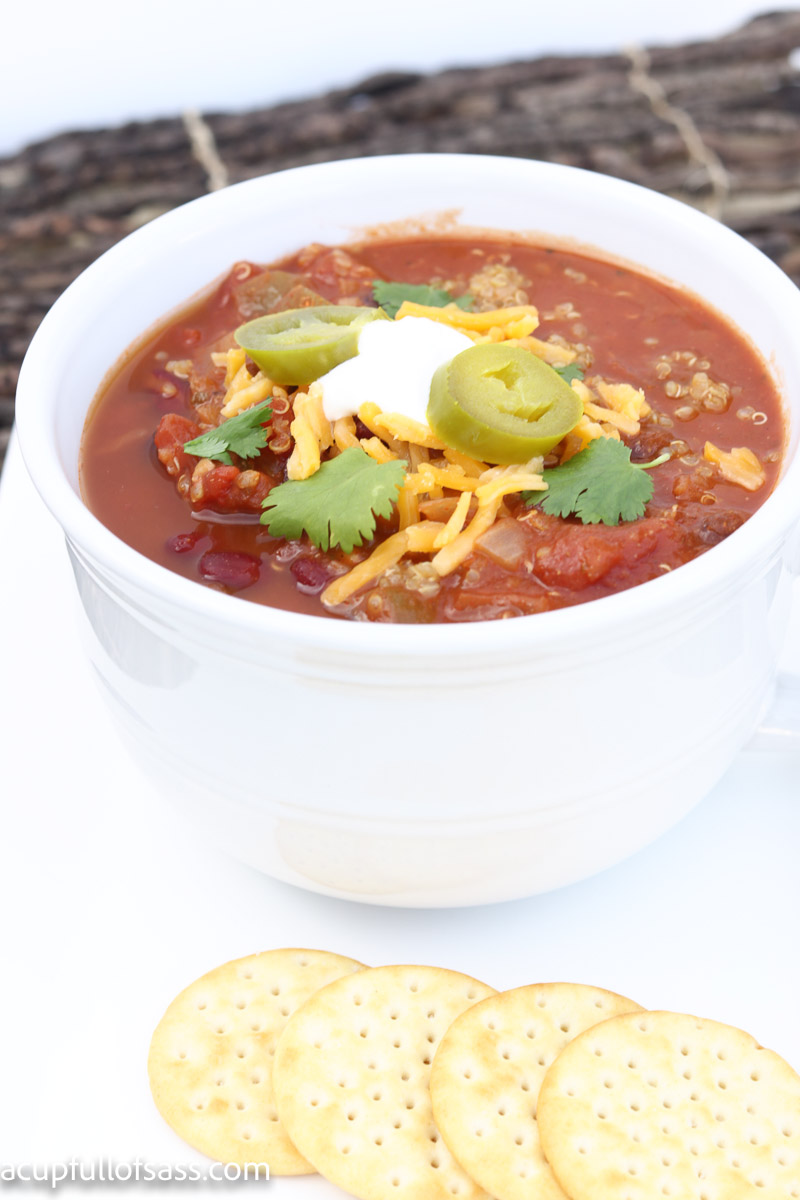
left=4, top=10, right=800, bottom=468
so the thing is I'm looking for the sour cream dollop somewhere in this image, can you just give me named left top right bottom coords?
left=318, top=316, right=474, bottom=425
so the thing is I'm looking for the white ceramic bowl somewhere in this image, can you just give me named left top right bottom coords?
left=16, top=154, right=800, bottom=906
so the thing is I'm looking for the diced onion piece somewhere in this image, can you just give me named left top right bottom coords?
left=475, top=517, right=529, bottom=569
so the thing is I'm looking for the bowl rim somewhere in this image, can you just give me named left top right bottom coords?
left=15, top=153, right=800, bottom=655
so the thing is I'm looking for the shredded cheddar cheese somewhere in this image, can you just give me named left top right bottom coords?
left=304, top=382, right=334, bottom=449
left=560, top=414, right=621, bottom=461
left=595, top=380, right=651, bottom=421
left=220, top=365, right=274, bottom=420
left=286, top=394, right=320, bottom=480
left=260, top=308, right=702, bottom=609
left=567, top=380, right=626, bottom=451
left=442, top=447, right=489, bottom=477
left=704, top=442, right=766, bottom=491
left=397, top=484, right=420, bottom=529
left=357, top=402, right=405, bottom=454
left=432, top=490, right=472, bottom=548
left=404, top=464, right=480, bottom=495
left=372, top=412, right=447, bottom=450
left=582, top=401, right=640, bottom=437
left=333, top=416, right=360, bottom=451
left=286, top=384, right=334, bottom=481
left=512, top=335, right=577, bottom=365
left=212, top=346, right=247, bottom=387
left=321, top=521, right=446, bottom=607
left=431, top=498, right=504, bottom=576
left=474, top=472, right=546, bottom=506
left=406, top=523, right=446, bottom=553
left=394, top=302, right=540, bottom=341
left=360, top=437, right=399, bottom=464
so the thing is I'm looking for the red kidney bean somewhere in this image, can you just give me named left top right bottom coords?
left=290, top=556, right=334, bottom=594
left=199, top=551, right=261, bottom=590
left=166, top=531, right=201, bottom=554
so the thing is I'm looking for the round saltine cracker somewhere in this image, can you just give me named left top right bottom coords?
left=537, top=1010, right=800, bottom=1200
left=148, top=947, right=365, bottom=1173
left=429, top=982, right=644, bottom=1200
left=273, top=963, right=496, bottom=1200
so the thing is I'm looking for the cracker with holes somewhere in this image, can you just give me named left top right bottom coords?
left=429, top=982, right=644, bottom=1200
left=148, top=948, right=365, bottom=1173
left=537, top=1010, right=800, bottom=1200
left=272, top=963, right=496, bottom=1200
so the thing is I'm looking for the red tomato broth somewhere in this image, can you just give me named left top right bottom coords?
left=80, top=237, right=785, bottom=623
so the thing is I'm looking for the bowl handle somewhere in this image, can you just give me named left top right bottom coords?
left=746, top=673, right=800, bottom=751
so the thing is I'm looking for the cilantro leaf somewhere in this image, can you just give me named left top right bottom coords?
left=372, top=280, right=473, bottom=320
left=261, top=446, right=406, bottom=552
left=553, top=362, right=584, bottom=384
left=183, top=399, right=273, bottom=465
left=523, top=438, right=667, bottom=526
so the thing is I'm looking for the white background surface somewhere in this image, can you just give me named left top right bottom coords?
left=1, top=428, right=799, bottom=1189
left=4, top=2, right=800, bottom=1191
left=0, top=1, right=775, bottom=155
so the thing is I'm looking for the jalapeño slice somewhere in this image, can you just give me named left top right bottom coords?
left=235, top=305, right=389, bottom=386
left=428, top=343, right=583, bottom=464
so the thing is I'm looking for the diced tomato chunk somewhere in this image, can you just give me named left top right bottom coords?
left=198, top=464, right=240, bottom=501
left=154, top=413, right=200, bottom=477
left=189, top=463, right=274, bottom=513
left=295, top=244, right=377, bottom=304
left=534, top=528, right=624, bottom=590
left=533, top=519, right=666, bottom=590
left=673, top=466, right=719, bottom=502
